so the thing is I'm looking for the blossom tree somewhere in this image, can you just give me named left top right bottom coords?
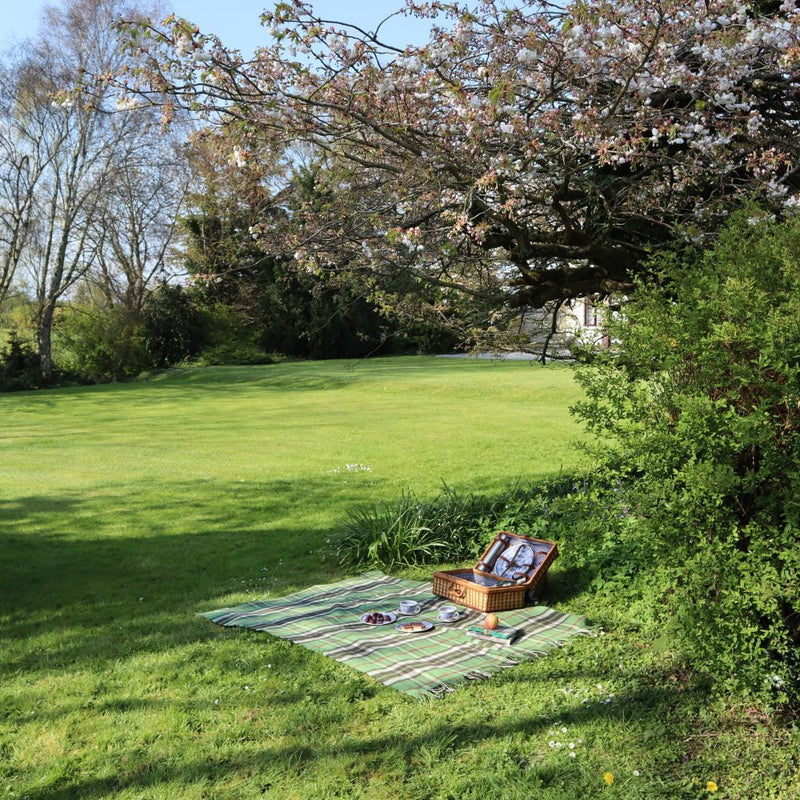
left=120, top=0, right=800, bottom=324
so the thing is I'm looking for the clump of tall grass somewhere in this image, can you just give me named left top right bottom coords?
left=329, top=478, right=577, bottom=569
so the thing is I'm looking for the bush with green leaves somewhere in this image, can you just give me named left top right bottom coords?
left=0, top=333, right=41, bottom=391
left=141, top=283, right=207, bottom=368
left=193, top=304, right=276, bottom=366
left=571, top=211, right=800, bottom=706
left=57, top=305, right=151, bottom=382
left=329, top=479, right=577, bottom=570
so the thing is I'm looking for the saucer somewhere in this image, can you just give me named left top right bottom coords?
left=396, top=607, right=421, bottom=617
left=436, top=612, right=461, bottom=624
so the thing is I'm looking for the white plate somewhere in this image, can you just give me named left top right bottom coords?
left=360, top=612, right=397, bottom=626
left=395, top=620, right=434, bottom=633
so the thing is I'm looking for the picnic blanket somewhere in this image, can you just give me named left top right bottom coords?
left=201, top=570, right=590, bottom=700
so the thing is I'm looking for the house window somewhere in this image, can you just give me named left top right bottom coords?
left=583, top=298, right=600, bottom=327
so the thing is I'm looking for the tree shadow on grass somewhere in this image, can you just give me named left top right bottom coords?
left=0, top=476, right=389, bottom=672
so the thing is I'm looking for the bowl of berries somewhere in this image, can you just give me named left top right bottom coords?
left=360, top=611, right=397, bottom=625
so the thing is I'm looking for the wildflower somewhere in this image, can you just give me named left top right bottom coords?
left=604, top=772, right=614, bottom=786
left=707, top=781, right=718, bottom=793
left=632, top=770, right=641, bottom=777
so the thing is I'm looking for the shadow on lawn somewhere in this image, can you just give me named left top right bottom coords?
left=0, top=476, right=375, bottom=671
left=6, top=361, right=377, bottom=407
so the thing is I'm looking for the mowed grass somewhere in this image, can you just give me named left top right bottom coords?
left=1, top=356, right=797, bottom=800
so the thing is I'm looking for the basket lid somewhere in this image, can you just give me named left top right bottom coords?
left=475, top=532, right=556, bottom=583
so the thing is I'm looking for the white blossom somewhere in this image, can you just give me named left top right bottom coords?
left=174, top=34, right=194, bottom=57
left=229, top=146, right=248, bottom=168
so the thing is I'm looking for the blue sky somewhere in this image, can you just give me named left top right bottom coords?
left=2, top=1, right=440, bottom=54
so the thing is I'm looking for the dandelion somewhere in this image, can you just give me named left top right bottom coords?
left=632, top=770, right=641, bottom=777
left=707, top=781, right=718, bottom=793
left=604, top=772, right=614, bottom=786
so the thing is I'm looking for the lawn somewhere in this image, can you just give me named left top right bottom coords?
left=1, top=356, right=797, bottom=800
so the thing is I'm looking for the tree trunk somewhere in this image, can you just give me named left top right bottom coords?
left=37, top=301, right=55, bottom=382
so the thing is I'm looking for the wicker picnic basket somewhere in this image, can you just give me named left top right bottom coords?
left=432, top=531, right=558, bottom=612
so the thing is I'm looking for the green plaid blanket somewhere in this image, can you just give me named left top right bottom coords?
left=201, top=571, right=590, bottom=700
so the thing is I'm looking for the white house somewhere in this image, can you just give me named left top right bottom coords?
left=513, top=296, right=611, bottom=358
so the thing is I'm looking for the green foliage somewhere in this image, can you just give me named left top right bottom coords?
left=141, top=283, right=207, bottom=368
left=0, top=332, right=41, bottom=391
left=56, top=305, right=151, bottom=382
left=192, top=303, right=276, bottom=366
left=571, top=211, right=800, bottom=706
left=193, top=342, right=278, bottom=366
left=332, top=491, right=451, bottom=568
left=330, top=478, right=577, bottom=570
left=181, top=157, right=468, bottom=361
left=181, top=165, right=394, bottom=360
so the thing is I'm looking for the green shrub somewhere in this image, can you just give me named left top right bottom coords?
left=57, top=305, right=151, bottom=382
left=572, top=210, right=800, bottom=706
left=332, top=492, right=450, bottom=569
left=0, top=333, right=41, bottom=391
left=141, top=284, right=207, bottom=368
left=194, top=342, right=277, bottom=366
left=329, top=478, right=578, bottom=569
left=193, top=304, right=277, bottom=365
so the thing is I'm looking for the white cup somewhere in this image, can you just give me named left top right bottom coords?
left=399, top=599, right=421, bottom=615
left=438, top=605, right=458, bottom=621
